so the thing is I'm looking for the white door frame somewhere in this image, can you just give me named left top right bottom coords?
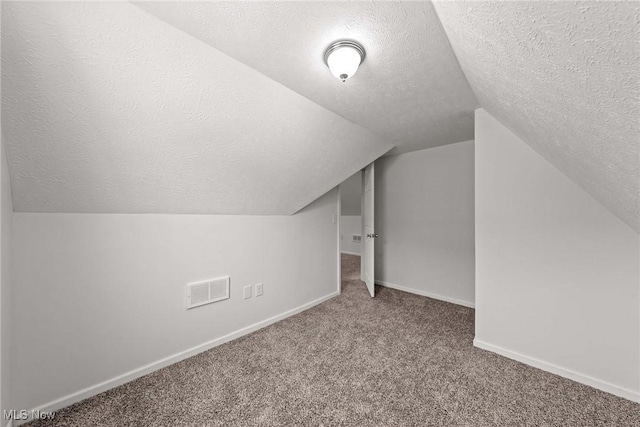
left=336, top=185, right=342, bottom=294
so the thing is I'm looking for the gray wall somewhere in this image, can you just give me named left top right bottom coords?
left=1, top=134, right=14, bottom=422
left=375, top=141, right=475, bottom=307
left=474, top=109, right=639, bottom=401
left=340, top=215, right=362, bottom=255
left=11, top=189, right=339, bottom=413
left=340, top=172, right=361, bottom=216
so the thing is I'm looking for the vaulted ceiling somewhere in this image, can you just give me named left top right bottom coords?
left=433, top=0, right=639, bottom=232
left=1, top=1, right=394, bottom=215
left=1, top=1, right=638, bottom=231
left=134, top=0, right=478, bottom=156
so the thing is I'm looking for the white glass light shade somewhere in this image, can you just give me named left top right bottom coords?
left=324, top=41, right=365, bottom=82
left=327, top=46, right=362, bottom=81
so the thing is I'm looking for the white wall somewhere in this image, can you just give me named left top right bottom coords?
left=11, top=189, right=339, bottom=413
left=1, top=133, right=14, bottom=422
left=340, top=216, right=362, bottom=255
left=374, top=141, right=475, bottom=307
left=474, top=109, right=640, bottom=402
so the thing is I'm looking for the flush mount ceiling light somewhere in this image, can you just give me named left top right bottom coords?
left=324, top=40, right=366, bottom=82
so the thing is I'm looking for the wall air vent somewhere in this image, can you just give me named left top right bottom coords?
left=353, top=234, right=362, bottom=243
left=186, top=276, right=230, bottom=309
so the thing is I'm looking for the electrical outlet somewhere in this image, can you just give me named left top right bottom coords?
left=243, top=285, right=252, bottom=299
left=255, top=283, right=264, bottom=297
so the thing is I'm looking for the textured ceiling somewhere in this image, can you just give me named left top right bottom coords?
left=134, top=1, right=478, bottom=155
left=1, top=1, right=393, bottom=214
left=4, top=1, right=636, bottom=225
left=433, top=1, right=640, bottom=232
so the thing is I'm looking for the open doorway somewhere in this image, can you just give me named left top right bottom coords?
left=339, top=171, right=362, bottom=293
left=340, top=171, right=363, bottom=257
left=338, top=163, right=376, bottom=297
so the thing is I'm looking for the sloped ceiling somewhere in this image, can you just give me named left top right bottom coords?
left=1, top=1, right=393, bottom=215
left=433, top=1, right=640, bottom=232
left=4, top=1, right=635, bottom=226
left=134, top=1, right=478, bottom=155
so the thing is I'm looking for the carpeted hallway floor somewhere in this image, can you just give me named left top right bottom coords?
left=30, top=254, right=639, bottom=426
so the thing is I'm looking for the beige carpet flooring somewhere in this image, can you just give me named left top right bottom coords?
left=29, top=254, right=639, bottom=426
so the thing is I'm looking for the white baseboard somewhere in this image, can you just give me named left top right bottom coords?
left=340, top=251, right=361, bottom=256
left=17, top=291, right=339, bottom=426
left=473, top=339, right=640, bottom=403
left=375, top=280, right=475, bottom=308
